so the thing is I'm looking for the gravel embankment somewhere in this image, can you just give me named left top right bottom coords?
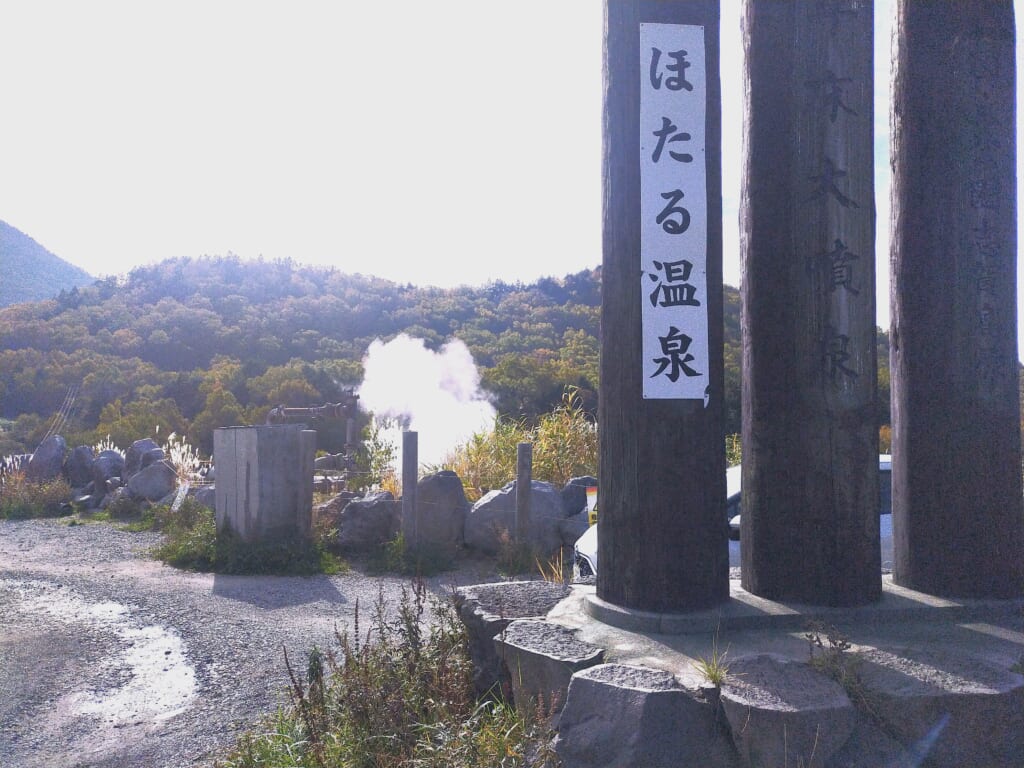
left=0, top=519, right=501, bottom=768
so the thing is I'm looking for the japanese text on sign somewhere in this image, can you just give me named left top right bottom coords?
left=640, top=23, right=708, bottom=400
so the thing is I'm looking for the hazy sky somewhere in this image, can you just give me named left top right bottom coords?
left=1, top=1, right=1022, bottom=353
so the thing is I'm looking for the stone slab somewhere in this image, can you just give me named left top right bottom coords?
left=555, top=663, right=739, bottom=768
left=495, top=619, right=603, bottom=718
left=720, top=653, right=855, bottom=768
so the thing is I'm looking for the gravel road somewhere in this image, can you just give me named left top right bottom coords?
left=0, top=519, right=501, bottom=768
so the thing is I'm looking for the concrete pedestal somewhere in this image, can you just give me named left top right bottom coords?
left=213, top=425, right=316, bottom=543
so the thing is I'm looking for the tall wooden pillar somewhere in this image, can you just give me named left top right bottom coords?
left=740, top=0, right=881, bottom=606
left=599, top=0, right=728, bottom=612
left=891, top=0, right=1023, bottom=598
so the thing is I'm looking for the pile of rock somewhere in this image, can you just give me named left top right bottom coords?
left=318, top=470, right=597, bottom=558
left=20, top=435, right=208, bottom=511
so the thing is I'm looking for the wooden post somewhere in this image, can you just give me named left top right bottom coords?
left=402, top=430, right=418, bottom=547
left=739, top=0, right=880, bottom=606
left=890, top=0, right=1023, bottom=597
left=515, top=442, right=532, bottom=543
left=599, top=0, right=727, bottom=612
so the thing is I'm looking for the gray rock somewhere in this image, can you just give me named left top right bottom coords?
left=125, top=438, right=161, bottom=478
left=559, top=511, right=590, bottom=547
left=191, top=485, right=216, bottom=510
left=140, top=447, right=166, bottom=472
left=555, top=664, right=740, bottom=768
left=720, top=653, right=855, bottom=768
left=824, top=712, right=915, bottom=768
left=494, top=620, right=603, bottom=718
left=63, top=445, right=95, bottom=488
left=455, top=581, right=571, bottom=697
left=91, top=450, right=126, bottom=495
left=26, top=436, right=67, bottom=482
left=560, top=476, right=598, bottom=517
left=415, top=470, right=470, bottom=552
left=855, top=645, right=1024, bottom=768
left=464, top=480, right=567, bottom=556
left=126, top=460, right=177, bottom=501
left=336, top=491, right=399, bottom=550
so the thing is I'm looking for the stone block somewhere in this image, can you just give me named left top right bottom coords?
left=555, top=663, right=739, bottom=768
left=720, top=653, right=855, bottom=768
left=856, top=646, right=1024, bottom=767
left=455, top=581, right=571, bottom=697
left=494, top=619, right=603, bottom=718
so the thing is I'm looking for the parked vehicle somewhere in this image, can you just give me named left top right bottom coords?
left=575, top=456, right=892, bottom=578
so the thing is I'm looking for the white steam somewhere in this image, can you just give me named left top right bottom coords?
left=358, top=334, right=496, bottom=471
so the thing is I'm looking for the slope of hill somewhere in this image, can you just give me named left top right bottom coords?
left=0, top=221, right=94, bottom=307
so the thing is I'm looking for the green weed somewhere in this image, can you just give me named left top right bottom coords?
left=0, top=472, right=72, bottom=519
left=213, top=583, right=559, bottom=768
left=150, top=500, right=347, bottom=576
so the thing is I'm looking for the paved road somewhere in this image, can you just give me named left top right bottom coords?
left=0, top=519, right=497, bottom=768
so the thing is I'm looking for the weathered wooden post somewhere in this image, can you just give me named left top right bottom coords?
left=213, top=425, right=316, bottom=543
left=599, top=0, right=727, bottom=612
left=402, top=430, right=418, bottom=547
left=740, top=0, right=880, bottom=606
left=515, top=442, right=532, bottom=543
left=890, top=0, right=1023, bottom=597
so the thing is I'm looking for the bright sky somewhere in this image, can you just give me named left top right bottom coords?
left=1, top=1, right=1022, bottom=354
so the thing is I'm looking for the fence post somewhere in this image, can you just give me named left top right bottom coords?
left=402, top=431, right=418, bottom=548
left=515, top=442, right=532, bottom=543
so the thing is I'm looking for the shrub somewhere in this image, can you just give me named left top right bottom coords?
left=441, top=387, right=597, bottom=502
left=214, top=583, right=559, bottom=768
left=0, top=472, right=72, bottom=519
left=150, top=499, right=347, bottom=576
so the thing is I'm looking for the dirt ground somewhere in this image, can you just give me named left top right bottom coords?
left=0, top=518, right=501, bottom=768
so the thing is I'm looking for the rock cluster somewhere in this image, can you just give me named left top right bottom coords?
left=22, top=435, right=185, bottom=511
left=316, top=471, right=597, bottom=556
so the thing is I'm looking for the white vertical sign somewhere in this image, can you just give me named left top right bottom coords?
left=640, top=23, right=708, bottom=401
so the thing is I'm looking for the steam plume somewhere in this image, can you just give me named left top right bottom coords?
left=358, top=334, right=496, bottom=471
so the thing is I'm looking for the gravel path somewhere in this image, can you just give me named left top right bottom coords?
left=0, top=519, right=502, bottom=768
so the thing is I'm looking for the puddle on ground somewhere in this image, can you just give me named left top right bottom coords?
left=2, top=579, right=196, bottom=724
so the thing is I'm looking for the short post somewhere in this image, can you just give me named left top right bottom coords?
left=402, top=431, right=418, bottom=547
left=515, top=442, right=532, bottom=543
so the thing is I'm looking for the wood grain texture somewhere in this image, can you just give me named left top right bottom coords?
left=598, top=0, right=727, bottom=612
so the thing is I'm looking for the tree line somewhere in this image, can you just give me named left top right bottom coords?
left=0, top=254, right=892, bottom=457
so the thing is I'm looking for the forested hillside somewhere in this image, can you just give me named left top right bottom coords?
left=0, top=254, right=888, bottom=457
left=0, top=220, right=94, bottom=307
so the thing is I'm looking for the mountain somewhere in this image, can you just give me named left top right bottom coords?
left=0, top=221, right=94, bottom=307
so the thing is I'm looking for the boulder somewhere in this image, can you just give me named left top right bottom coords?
left=415, top=470, right=470, bottom=552
left=92, top=450, right=126, bottom=488
left=720, top=653, right=855, bottom=768
left=25, top=435, right=67, bottom=482
left=125, top=438, right=161, bottom=477
left=559, top=511, right=590, bottom=547
left=494, top=620, right=604, bottom=718
left=464, top=480, right=567, bottom=556
left=555, top=664, right=740, bottom=768
left=139, top=447, right=166, bottom=472
left=191, top=485, right=216, bottom=510
left=454, top=581, right=571, bottom=697
left=855, top=645, right=1024, bottom=768
left=336, top=491, right=400, bottom=550
left=126, top=460, right=177, bottom=501
left=63, top=445, right=95, bottom=488
left=560, top=476, right=598, bottom=517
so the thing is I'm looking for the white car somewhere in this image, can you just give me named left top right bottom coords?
left=574, top=456, right=892, bottom=578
